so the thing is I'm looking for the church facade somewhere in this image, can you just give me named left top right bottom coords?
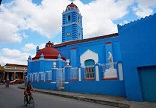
left=27, top=3, right=156, bottom=102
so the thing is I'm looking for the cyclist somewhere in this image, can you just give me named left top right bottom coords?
left=24, top=81, right=35, bottom=103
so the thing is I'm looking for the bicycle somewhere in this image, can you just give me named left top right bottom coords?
left=24, top=94, right=35, bottom=108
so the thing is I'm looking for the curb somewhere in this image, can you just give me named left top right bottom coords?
left=19, top=87, right=130, bottom=108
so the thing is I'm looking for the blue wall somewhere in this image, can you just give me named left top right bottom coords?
left=28, top=34, right=125, bottom=98
left=65, top=81, right=125, bottom=96
left=56, top=36, right=121, bottom=67
left=32, top=82, right=56, bottom=90
left=118, top=14, right=156, bottom=101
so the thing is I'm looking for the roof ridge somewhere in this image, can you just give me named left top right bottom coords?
left=54, top=33, right=118, bottom=48
left=118, top=13, right=156, bottom=30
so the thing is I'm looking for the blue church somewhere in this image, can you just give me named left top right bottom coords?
left=27, top=2, right=156, bottom=102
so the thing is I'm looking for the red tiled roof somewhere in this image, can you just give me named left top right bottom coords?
left=5, top=64, right=27, bottom=67
left=32, top=41, right=65, bottom=60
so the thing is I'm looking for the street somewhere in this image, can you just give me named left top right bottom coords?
left=0, top=84, right=115, bottom=108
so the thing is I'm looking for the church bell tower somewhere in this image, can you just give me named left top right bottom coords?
left=62, top=2, right=83, bottom=42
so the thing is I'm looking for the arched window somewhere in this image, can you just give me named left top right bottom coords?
left=84, top=59, right=95, bottom=79
left=67, top=15, right=70, bottom=21
left=85, top=59, right=95, bottom=66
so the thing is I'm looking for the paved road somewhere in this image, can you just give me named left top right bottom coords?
left=0, top=85, right=115, bottom=108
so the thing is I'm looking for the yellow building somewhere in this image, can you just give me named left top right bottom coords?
left=4, top=64, right=27, bottom=81
left=0, top=65, right=4, bottom=83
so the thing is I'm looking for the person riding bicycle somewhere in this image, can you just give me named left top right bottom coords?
left=24, top=81, right=35, bottom=103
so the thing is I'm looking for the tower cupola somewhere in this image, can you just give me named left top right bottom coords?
left=67, top=2, right=78, bottom=9
left=62, top=2, right=83, bottom=42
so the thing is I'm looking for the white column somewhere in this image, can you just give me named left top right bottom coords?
left=118, top=63, right=123, bottom=80
left=78, top=68, right=81, bottom=81
left=95, top=66, right=99, bottom=81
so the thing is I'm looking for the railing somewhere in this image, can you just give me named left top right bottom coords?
left=46, top=71, right=52, bottom=82
left=70, top=67, right=78, bottom=81
left=33, top=73, right=38, bottom=82
left=56, top=68, right=65, bottom=89
left=28, top=73, right=33, bottom=82
left=39, top=72, right=44, bottom=82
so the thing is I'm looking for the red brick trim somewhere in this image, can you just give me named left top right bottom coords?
left=106, top=42, right=112, bottom=44
left=46, top=80, right=52, bottom=82
left=102, top=77, right=118, bottom=80
left=84, top=78, right=95, bottom=80
left=40, top=80, right=44, bottom=82
left=70, top=78, right=78, bottom=81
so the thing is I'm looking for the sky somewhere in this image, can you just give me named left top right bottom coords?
left=0, top=0, right=156, bottom=66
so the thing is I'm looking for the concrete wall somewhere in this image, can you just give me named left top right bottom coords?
left=118, top=13, right=156, bottom=101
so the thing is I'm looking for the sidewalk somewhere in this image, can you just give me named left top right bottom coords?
left=19, top=86, right=156, bottom=108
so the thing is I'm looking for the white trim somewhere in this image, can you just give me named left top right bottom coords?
left=80, top=49, right=98, bottom=67
left=95, top=66, right=99, bottom=81
left=28, top=59, right=66, bottom=62
left=52, top=68, right=58, bottom=70
left=62, top=22, right=82, bottom=28
left=62, top=10, right=81, bottom=16
left=78, top=68, right=81, bottom=81
left=39, top=58, right=44, bottom=60
left=118, top=63, right=123, bottom=80
left=64, top=65, right=72, bottom=68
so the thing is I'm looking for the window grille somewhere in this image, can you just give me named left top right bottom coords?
left=33, top=73, right=37, bottom=82
left=85, top=66, right=94, bottom=79
left=46, top=71, right=52, bottom=81
left=70, top=68, right=78, bottom=80
left=39, top=72, right=44, bottom=81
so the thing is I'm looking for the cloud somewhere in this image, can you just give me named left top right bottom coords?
left=23, top=43, right=37, bottom=52
left=0, top=18, right=22, bottom=43
left=1, top=0, right=156, bottom=43
left=23, top=43, right=46, bottom=52
left=0, top=48, right=30, bottom=65
left=74, top=0, right=134, bottom=38
left=133, top=0, right=156, bottom=18
left=0, top=0, right=70, bottom=43
left=0, top=0, right=136, bottom=43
